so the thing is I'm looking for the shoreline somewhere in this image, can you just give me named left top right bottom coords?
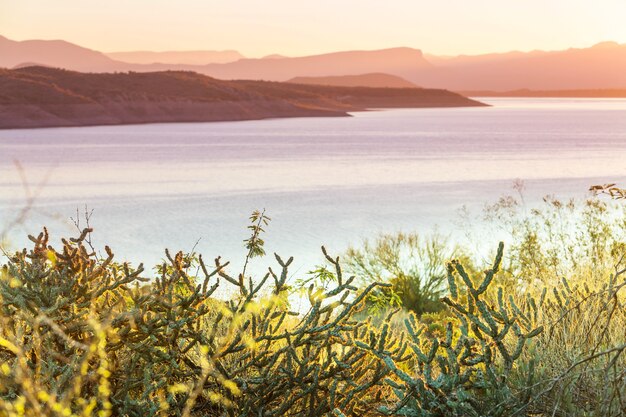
left=0, top=102, right=493, bottom=131
left=461, top=90, right=626, bottom=98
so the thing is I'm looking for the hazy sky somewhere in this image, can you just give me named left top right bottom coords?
left=2, top=0, right=625, bottom=57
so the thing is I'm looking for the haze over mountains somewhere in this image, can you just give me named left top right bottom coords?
left=288, top=73, right=419, bottom=89
left=105, top=50, right=244, bottom=65
left=0, top=35, right=123, bottom=72
left=2, top=34, right=626, bottom=91
left=416, top=41, right=626, bottom=91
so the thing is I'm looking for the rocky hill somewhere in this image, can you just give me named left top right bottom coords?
left=0, top=66, right=485, bottom=129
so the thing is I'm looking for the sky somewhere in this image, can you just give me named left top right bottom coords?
left=2, top=0, right=626, bottom=57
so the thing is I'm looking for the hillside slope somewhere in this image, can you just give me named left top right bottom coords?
left=0, top=67, right=485, bottom=129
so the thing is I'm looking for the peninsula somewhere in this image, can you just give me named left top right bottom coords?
left=0, top=66, right=485, bottom=129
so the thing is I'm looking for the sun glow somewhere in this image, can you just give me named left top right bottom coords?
left=2, top=0, right=625, bottom=57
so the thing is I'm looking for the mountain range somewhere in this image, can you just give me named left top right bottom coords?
left=1, top=35, right=625, bottom=91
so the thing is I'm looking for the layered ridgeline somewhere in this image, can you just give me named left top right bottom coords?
left=0, top=66, right=485, bottom=129
left=3, top=34, right=626, bottom=91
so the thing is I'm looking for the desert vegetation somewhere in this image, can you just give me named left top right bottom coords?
left=1, top=195, right=625, bottom=416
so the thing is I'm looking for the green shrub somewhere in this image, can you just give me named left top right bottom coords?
left=344, top=233, right=470, bottom=316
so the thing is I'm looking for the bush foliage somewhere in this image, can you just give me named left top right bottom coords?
left=1, top=197, right=625, bottom=416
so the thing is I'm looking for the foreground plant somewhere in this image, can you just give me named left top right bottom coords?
left=0, top=223, right=395, bottom=416
left=0, top=209, right=624, bottom=416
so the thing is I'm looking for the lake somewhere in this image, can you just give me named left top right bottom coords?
left=2, top=98, right=626, bottom=276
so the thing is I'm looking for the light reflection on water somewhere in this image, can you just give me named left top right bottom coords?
left=1, top=98, right=626, bottom=276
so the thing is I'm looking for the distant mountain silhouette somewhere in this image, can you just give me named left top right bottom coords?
left=0, top=66, right=484, bottom=129
left=0, top=35, right=429, bottom=81
left=194, top=47, right=431, bottom=81
left=417, top=42, right=626, bottom=90
left=106, top=50, right=244, bottom=65
left=288, top=73, right=419, bottom=88
left=0, top=35, right=123, bottom=72
left=2, top=35, right=625, bottom=91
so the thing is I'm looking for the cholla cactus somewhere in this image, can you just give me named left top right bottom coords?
left=210, top=245, right=400, bottom=416
left=0, top=227, right=396, bottom=416
left=359, top=243, right=543, bottom=417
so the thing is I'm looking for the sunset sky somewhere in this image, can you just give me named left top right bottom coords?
left=2, top=0, right=625, bottom=57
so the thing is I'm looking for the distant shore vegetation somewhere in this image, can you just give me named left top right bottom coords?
left=1, top=192, right=625, bottom=416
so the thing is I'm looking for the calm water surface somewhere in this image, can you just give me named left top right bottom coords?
left=1, top=98, right=626, bottom=274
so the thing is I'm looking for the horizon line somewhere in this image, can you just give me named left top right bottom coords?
left=2, top=33, right=624, bottom=60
